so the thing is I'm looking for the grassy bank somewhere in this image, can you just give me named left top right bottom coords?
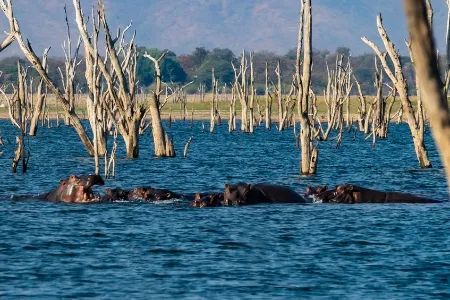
left=0, top=94, right=425, bottom=121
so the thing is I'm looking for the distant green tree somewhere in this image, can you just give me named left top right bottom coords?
left=336, top=46, right=351, bottom=57
left=136, top=47, right=187, bottom=86
left=193, top=48, right=236, bottom=89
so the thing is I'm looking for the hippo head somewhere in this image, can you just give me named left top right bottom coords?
left=305, top=185, right=328, bottom=197
left=315, top=189, right=338, bottom=203
left=223, top=183, right=252, bottom=206
left=49, top=174, right=105, bottom=203
left=131, top=187, right=153, bottom=200
left=190, top=193, right=208, bottom=208
left=190, top=192, right=224, bottom=208
left=329, top=184, right=355, bottom=203
left=105, top=187, right=130, bottom=201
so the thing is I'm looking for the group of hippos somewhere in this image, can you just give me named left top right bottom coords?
left=28, top=173, right=445, bottom=206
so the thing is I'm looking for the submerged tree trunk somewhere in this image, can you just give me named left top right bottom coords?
left=404, top=0, right=450, bottom=190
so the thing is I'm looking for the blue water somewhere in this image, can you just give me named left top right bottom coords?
left=0, top=120, right=449, bottom=299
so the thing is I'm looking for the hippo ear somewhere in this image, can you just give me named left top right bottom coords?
left=243, top=184, right=253, bottom=195
left=225, top=183, right=230, bottom=192
left=324, top=185, right=328, bottom=191
left=347, top=185, right=354, bottom=191
left=60, top=179, right=66, bottom=185
left=307, top=184, right=311, bottom=189
left=195, top=193, right=201, bottom=200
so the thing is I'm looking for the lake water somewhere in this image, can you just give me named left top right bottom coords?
left=0, top=120, right=449, bottom=299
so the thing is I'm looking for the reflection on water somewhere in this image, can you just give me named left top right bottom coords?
left=0, top=120, right=449, bottom=298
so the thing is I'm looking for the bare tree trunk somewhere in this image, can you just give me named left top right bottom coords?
left=275, top=60, right=284, bottom=131
left=354, top=76, right=367, bottom=132
left=29, top=49, right=49, bottom=136
left=265, top=62, right=272, bottom=130
left=404, top=0, right=450, bottom=187
left=297, top=0, right=316, bottom=175
left=249, top=52, right=255, bottom=133
left=210, top=69, right=216, bottom=133
left=144, top=51, right=174, bottom=157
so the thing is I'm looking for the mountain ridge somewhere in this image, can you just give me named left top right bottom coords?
left=0, top=0, right=447, bottom=57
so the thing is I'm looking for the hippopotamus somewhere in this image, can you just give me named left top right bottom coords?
left=46, top=174, right=104, bottom=203
left=189, top=192, right=224, bottom=208
left=305, top=185, right=328, bottom=197
left=329, top=184, right=442, bottom=204
left=223, top=183, right=307, bottom=206
left=127, top=186, right=183, bottom=201
left=100, top=187, right=131, bottom=202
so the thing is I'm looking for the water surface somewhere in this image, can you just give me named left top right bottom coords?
left=0, top=120, right=449, bottom=299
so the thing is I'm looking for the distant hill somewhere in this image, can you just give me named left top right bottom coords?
left=0, top=0, right=447, bottom=56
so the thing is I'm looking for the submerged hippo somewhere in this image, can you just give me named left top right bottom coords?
left=128, top=186, right=183, bottom=201
left=46, top=174, right=105, bottom=203
left=189, top=192, right=224, bottom=208
left=305, top=185, right=329, bottom=197
left=223, top=183, right=307, bottom=206
left=100, top=187, right=131, bottom=202
left=328, top=184, right=442, bottom=204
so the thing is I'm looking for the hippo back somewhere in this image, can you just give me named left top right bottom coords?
left=253, top=184, right=307, bottom=203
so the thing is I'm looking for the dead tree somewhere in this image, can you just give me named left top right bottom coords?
left=317, top=55, right=352, bottom=140
left=74, top=0, right=145, bottom=159
left=354, top=76, right=367, bottom=132
left=183, top=136, right=193, bottom=157
left=444, top=0, right=450, bottom=96
left=404, top=0, right=450, bottom=188
left=2, top=0, right=96, bottom=156
left=362, top=14, right=431, bottom=168
left=198, top=83, right=205, bottom=102
left=0, top=0, right=15, bottom=52
left=265, top=62, right=272, bottom=129
left=275, top=60, right=284, bottom=130
left=373, top=57, right=385, bottom=138
left=28, top=49, right=49, bottom=136
left=232, top=50, right=249, bottom=132
left=144, top=51, right=175, bottom=157
left=296, top=0, right=317, bottom=175
left=210, top=68, right=216, bottom=133
left=229, top=85, right=237, bottom=132
left=59, top=5, right=81, bottom=127
left=3, top=64, right=29, bottom=173
left=249, top=51, right=255, bottom=133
